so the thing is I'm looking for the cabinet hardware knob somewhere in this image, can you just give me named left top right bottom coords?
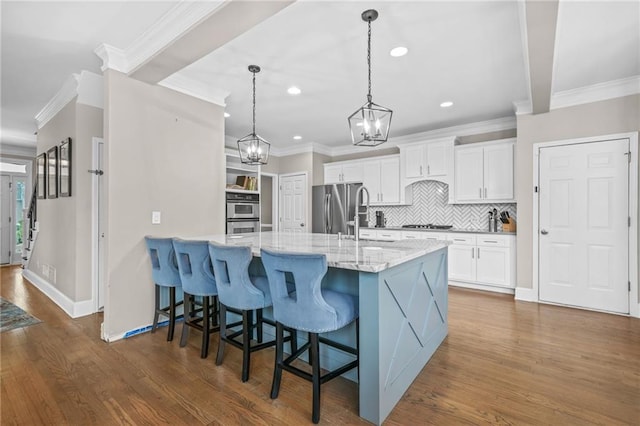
left=540, top=229, right=548, bottom=235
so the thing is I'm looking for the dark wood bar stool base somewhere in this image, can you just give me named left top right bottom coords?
left=152, top=286, right=184, bottom=342
left=216, top=304, right=297, bottom=382
left=179, top=293, right=221, bottom=358
left=271, top=320, right=359, bottom=424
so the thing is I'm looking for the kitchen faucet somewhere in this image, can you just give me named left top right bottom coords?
left=354, top=185, right=370, bottom=241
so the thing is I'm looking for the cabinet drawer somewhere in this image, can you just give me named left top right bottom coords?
left=402, top=231, right=447, bottom=241
left=477, top=235, right=512, bottom=247
left=447, top=234, right=476, bottom=245
left=377, top=230, right=400, bottom=241
left=359, top=230, right=377, bottom=240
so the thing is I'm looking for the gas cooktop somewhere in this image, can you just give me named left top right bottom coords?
left=402, top=224, right=453, bottom=230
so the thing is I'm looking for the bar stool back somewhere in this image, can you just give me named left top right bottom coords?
left=260, top=248, right=359, bottom=424
left=172, top=239, right=219, bottom=358
left=209, top=243, right=295, bottom=382
left=144, top=236, right=183, bottom=341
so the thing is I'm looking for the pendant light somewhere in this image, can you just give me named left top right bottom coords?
left=238, top=65, right=270, bottom=165
left=348, top=9, right=393, bottom=147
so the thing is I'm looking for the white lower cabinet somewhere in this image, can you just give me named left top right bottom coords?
left=448, top=233, right=516, bottom=291
left=358, top=229, right=401, bottom=241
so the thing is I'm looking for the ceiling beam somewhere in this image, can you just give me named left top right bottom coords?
left=524, top=0, right=559, bottom=114
left=130, top=0, right=295, bottom=84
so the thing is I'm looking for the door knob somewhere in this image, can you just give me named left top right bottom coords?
left=540, top=229, right=548, bottom=235
left=300, top=223, right=305, bottom=227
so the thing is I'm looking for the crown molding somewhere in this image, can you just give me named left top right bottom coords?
left=513, top=99, right=533, bottom=115
left=95, top=1, right=226, bottom=74
left=550, top=76, right=640, bottom=111
left=159, top=73, right=229, bottom=107
left=270, top=142, right=333, bottom=158
left=34, top=71, right=104, bottom=130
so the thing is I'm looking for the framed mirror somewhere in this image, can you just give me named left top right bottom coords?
left=59, top=138, right=72, bottom=197
left=36, top=153, right=47, bottom=199
left=47, top=146, right=58, bottom=199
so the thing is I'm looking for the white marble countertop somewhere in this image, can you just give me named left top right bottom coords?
left=190, top=232, right=449, bottom=273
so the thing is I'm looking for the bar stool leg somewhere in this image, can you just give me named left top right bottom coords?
left=310, top=332, right=321, bottom=424
left=152, top=285, right=160, bottom=333
left=216, top=304, right=227, bottom=365
left=290, top=329, right=298, bottom=354
left=256, top=308, right=264, bottom=343
left=201, top=296, right=210, bottom=358
left=167, top=287, right=176, bottom=341
left=241, top=310, right=251, bottom=382
left=180, top=294, right=192, bottom=347
left=270, top=322, right=284, bottom=399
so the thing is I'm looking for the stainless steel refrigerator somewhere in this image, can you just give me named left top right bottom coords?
left=312, top=183, right=367, bottom=235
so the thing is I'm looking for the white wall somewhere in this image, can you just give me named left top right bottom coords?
left=103, top=70, right=225, bottom=340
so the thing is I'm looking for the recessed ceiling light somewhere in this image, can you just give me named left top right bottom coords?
left=293, top=135, right=302, bottom=140
left=224, top=112, right=230, bottom=118
left=287, top=86, right=301, bottom=95
left=390, top=46, right=408, bottom=57
left=440, top=101, right=453, bottom=108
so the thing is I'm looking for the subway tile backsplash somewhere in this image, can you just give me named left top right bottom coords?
left=368, top=180, right=517, bottom=231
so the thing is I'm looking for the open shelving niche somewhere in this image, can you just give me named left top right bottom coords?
left=225, top=148, right=274, bottom=231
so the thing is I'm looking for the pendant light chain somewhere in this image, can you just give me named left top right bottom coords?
left=367, top=19, right=372, bottom=103
left=252, top=70, right=257, bottom=135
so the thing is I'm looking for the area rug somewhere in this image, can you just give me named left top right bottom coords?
left=0, top=297, right=41, bottom=332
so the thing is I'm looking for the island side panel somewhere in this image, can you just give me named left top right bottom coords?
left=358, top=247, right=449, bottom=425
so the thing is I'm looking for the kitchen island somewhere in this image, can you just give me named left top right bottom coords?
left=200, top=232, right=449, bottom=425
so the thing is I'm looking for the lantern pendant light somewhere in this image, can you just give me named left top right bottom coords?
left=238, top=65, right=270, bottom=165
left=348, top=9, right=393, bottom=147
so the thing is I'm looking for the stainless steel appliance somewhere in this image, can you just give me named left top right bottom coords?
left=226, top=192, right=260, bottom=219
left=312, top=183, right=367, bottom=235
left=226, top=192, right=259, bottom=234
left=227, top=219, right=260, bottom=234
left=375, top=211, right=386, bottom=228
left=401, top=224, right=453, bottom=230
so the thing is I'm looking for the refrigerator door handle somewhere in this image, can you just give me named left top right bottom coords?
left=325, top=193, right=331, bottom=233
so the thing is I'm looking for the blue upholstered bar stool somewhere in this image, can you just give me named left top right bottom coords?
left=144, top=236, right=183, bottom=342
left=208, top=242, right=297, bottom=382
left=172, top=239, right=219, bottom=359
left=260, top=248, right=359, bottom=424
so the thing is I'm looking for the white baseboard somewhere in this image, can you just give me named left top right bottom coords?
left=22, top=269, right=95, bottom=318
left=449, top=281, right=515, bottom=295
left=514, top=287, right=538, bottom=302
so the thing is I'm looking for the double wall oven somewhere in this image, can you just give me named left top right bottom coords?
left=226, top=192, right=259, bottom=234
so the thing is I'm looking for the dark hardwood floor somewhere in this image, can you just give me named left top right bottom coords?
left=1, top=265, right=638, bottom=425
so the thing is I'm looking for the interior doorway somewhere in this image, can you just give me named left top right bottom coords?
left=534, top=134, right=638, bottom=316
left=279, top=172, right=308, bottom=233
left=1, top=169, right=27, bottom=265
left=260, top=172, right=278, bottom=232
left=91, top=137, right=105, bottom=314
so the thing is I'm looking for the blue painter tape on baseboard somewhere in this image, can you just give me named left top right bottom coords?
left=123, top=316, right=184, bottom=339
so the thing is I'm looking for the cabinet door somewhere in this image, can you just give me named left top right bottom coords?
left=324, top=164, right=343, bottom=184
left=342, top=162, right=364, bottom=183
left=484, top=143, right=514, bottom=201
left=379, top=157, right=400, bottom=204
left=426, top=141, right=448, bottom=176
left=403, top=145, right=425, bottom=179
left=455, top=147, right=484, bottom=202
left=448, top=244, right=476, bottom=282
left=475, top=246, right=510, bottom=287
left=362, top=160, right=381, bottom=203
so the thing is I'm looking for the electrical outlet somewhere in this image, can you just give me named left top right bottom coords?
left=152, top=211, right=161, bottom=225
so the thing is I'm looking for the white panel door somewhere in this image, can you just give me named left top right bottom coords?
left=539, top=139, right=629, bottom=313
left=379, top=157, right=400, bottom=204
left=0, top=175, right=11, bottom=264
left=484, top=143, right=514, bottom=200
left=454, top=147, right=483, bottom=202
left=280, top=173, right=307, bottom=233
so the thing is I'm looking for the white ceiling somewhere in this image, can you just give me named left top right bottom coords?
left=1, top=0, right=639, bottom=151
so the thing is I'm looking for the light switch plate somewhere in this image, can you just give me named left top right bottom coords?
left=152, top=211, right=161, bottom=224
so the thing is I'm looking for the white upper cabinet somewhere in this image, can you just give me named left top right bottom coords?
left=454, top=139, right=515, bottom=203
left=362, top=156, right=400, bottom=205
left=399, top=136, right=456, bottom=204
left=324, top=162, right=363, bottom=184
